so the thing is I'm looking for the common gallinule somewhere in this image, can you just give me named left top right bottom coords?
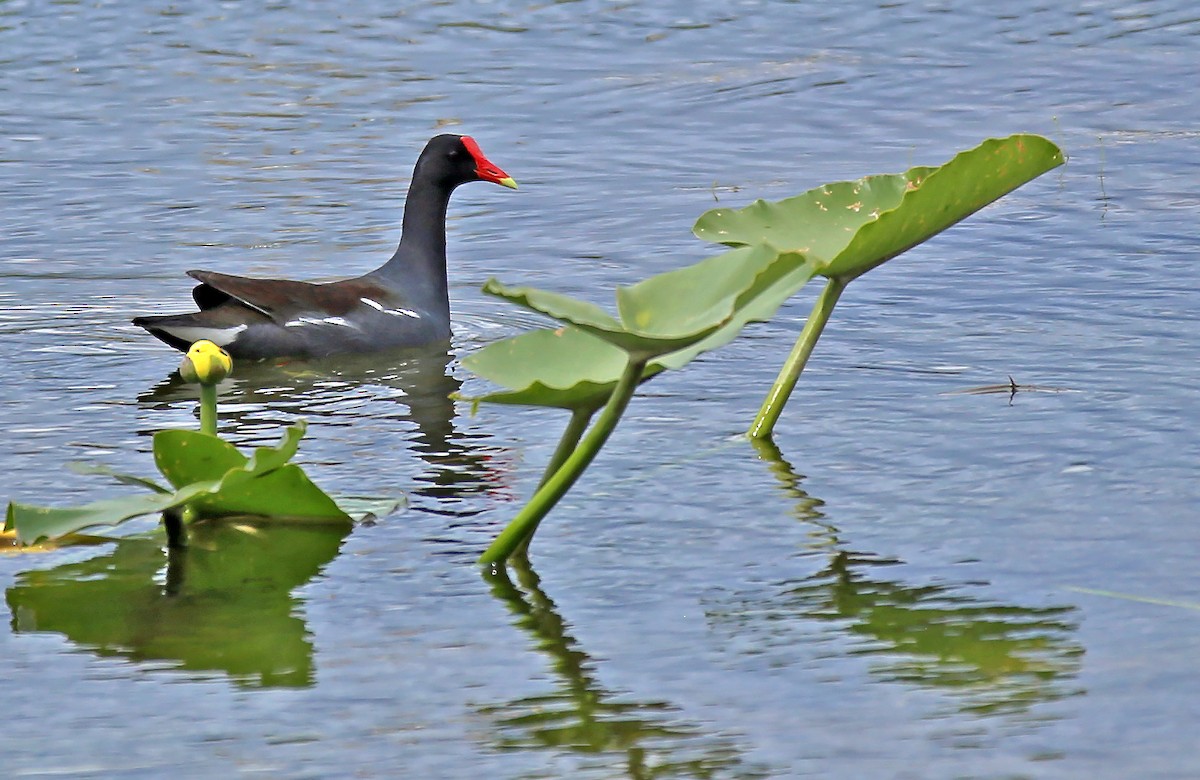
left=133, top=134, right=516, bottom=359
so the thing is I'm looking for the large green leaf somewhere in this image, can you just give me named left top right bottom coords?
left=655, top=248, right=819, bottom=371
left=613, top=243, right=799, bottom=341
left=482, top=244, right=802, bottom=360
left=154, top=429, right=249, bottom=487
left=7, top=423, right=357, bottom=545
left=483, top=279, right=718, bottom=359
left=6, top=481, right=217, bottom=546
left=192, top=465, right=350, bottom=522
left=153, top=424, right=304, bottom=488
left=694, top=134, right=1064, bottom=280
left=154, top=423, right=348, bottom=522
left=459, top=326, right=648, bottom=412
left=463, top=245, right=822, bottom=411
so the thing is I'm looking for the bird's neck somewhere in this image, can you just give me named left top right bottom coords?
left=380, top=179, right=455, bottom=308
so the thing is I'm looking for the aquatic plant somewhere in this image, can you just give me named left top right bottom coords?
left=4, top=341, right=396, bottom=547
left=179, top=339, right=231, bottom=435
left=694, top=134, right=1064, bottom=438
left=461, top=245, right=822, bottom=565
left=9, top=520, right=348, bottom=687
left=463, top=134, right=1063, bottom=565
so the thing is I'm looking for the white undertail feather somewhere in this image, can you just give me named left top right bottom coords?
left=160, top=324, right=247, bottom=346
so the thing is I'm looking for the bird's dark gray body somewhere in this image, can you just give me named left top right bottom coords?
left=133, top=134, right=515, bottom=360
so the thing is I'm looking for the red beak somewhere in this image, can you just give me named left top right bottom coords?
left=461, top=136, right=518, bottom=189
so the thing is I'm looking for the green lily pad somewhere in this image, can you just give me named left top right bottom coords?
left=154, top=429, right=251, bottom=487
left=191, top=464, right=350, bottom=522
left=655, top=248, right=818, bottom=371
left=6, top=481, right=217, bottom=546
left=483, top=278, right=720, bottom=359
left=68, top=461, right=170, bottom=494
left=483, top=243, right=810, bottom=360
left=694, top=134, right=1064, bottom=280
left=459, top=326, right=647, bottom=412
left=5, top=423, right=361, bottom=545
left=464, top=244, right=822, bottom=411
left=154, top=423, right=349, bottom=522
left=154, top=423, right=305, bottom=488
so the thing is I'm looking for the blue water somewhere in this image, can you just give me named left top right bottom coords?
left=2, top=2, right=1199, bottom=777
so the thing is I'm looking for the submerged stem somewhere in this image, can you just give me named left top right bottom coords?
left=480, top=357, right=647, bottom=567
left=163, top=506, right=187, bottom=550
left=748, top=275, right=847, bottom=441
left=199, top=383, right=218, bottom=437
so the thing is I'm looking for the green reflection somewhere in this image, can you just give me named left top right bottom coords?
left=711, top=440, right=1084, bottom=718
left=137, top=347, right=504, bottom=514
left=777, top=551, right=1081, bottom=716
left=484, top=560, right=769, bottom=779
left=7, top=521, right=347, bottom=688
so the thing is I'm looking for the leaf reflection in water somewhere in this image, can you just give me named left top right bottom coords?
left=7, top=520, right=348, bottom=688
left=483, top=560, right=771, bottom=779
left=711, top=440, right=1085, bottom=719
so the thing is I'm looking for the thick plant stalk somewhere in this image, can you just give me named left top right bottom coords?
left=748, top=276, right=847, bottom=440
left=199, top=383, right=218, bottom=437
left=513, top=407, right=595, bottom=560
left=481, top=357, right=646, bottom=566
left=538, top=407, right=594, bottom=488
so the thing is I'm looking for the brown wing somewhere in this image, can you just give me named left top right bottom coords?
left=187, top=270, right=393, bottom=323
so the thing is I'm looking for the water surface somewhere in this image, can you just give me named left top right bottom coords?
left=2, top=2, right=1198, bottom=777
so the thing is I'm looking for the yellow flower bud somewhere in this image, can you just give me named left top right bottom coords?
left=179, top=340, right=233, bottom=385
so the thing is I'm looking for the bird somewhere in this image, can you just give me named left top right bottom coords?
left=133, top=134, right=517, bottom=360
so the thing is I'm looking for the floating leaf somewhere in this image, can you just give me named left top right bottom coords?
left=6, top=482, right=217, bottom=546
left=483, top=279, right=718, bottom=359
left=482, top=243, right=807, bottom=361
left=154, top=429, right=250, bottom=487
left=1, top=527, right=113, bottom=553
left=193, top=465, right=350, bottom=522
left=154, top=423, right=349, bottom=522
left=694, top=134, right=1064, bottom=280
left=6, top=423, right=362, bottom=545
left=68, top=461, right=170, bottom=494
left=464, top=245, right=822, bottom=411
left=459, top=326, right=645, bottom=412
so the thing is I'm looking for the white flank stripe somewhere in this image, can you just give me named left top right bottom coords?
left=284, top=315, right=358, bottom=329
left=163, top=324, right=246, bottom=346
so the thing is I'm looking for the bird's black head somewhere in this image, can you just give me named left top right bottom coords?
left=416, top=134, right=517, bottom=191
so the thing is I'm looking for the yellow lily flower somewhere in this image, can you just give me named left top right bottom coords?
left=179, top=340, right=233, bottom=385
